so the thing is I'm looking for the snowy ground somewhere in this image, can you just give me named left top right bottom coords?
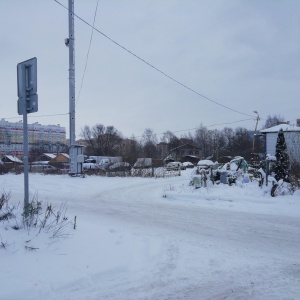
left=0, top=169, right=299, bottom=300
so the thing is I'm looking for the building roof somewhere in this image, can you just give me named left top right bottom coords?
left=43, top=153, right=57, bottom=159
left=1, top=155, right=23, bottom=163
left=49, top=153, right=70, bottom=163
left=260, top=124, right=300, bottom=133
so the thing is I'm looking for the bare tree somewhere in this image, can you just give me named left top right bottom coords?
left=194, top=125, right=211, bottom=158
left=102, top=126, right=122, bottom=155
left=81, top=124, right=122, bottom=156
left=118, top=136, right=142, bottom=165
left=180, top=132, right=194, bottom=142
left=81, top=125, right=96, bottom=155
left=161, top=130, right=180, bottom=150
left=233, top=127, right=252, bottom=159
left=28, top=143, right=45, bottom=162
left=211, top=129, right=226, bottom=160
left=262, top=115, right=285, bottom=129
left=221, top=127, right=235, bottom=155
left=141, top=128, right=157, bottom=158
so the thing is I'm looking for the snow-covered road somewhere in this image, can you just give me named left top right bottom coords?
left=1, top=172, right=300, bottom=299
left=55, top=174, right=300, bottom=299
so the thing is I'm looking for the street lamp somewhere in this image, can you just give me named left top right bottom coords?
left=252, top=111, right=260, bottom=154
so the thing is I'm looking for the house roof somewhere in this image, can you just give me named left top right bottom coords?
left=260, top=124, right=300, bottom=133
left=49, top=153, right=69, bottom=163
left=182, top=155, right=199, bottom=159
left=42, top=153, right=57, bottom=159
left=1, top=155, right=23, bottom=163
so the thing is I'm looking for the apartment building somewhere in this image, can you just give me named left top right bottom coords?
left=0, top=119, right=66, bottom=157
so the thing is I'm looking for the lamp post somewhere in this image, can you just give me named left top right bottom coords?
left=252, top=111, right=260, bottom=154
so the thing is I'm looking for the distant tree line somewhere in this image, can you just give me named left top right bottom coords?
left=79, top=115, right=285, bottom=163
left=26, top=114, right=286, bottom=163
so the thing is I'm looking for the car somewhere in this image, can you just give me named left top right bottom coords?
left=82, top=162, right=99, bottom=170
left=30, top=164, right=57, bottom=172
left=108, top=162, right=131, bottom=172
left=182, top=162, right=194, bottom=168
left=166, top=161, right=184, bottom=171
left=98, top=159, right=113, bottom=171
left=197, top=159, right=215, bottom=169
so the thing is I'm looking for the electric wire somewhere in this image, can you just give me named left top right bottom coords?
left=134, top=118, right=254, bottom=138
left=76, top=0, right=99, bottom=105
left=29, top=113, right=69, bottom=118
left=53, top=0, right=255, bottom=119
left=2, top=112, right=253, bottom=139
left=2, top=113, right=69, bottom=120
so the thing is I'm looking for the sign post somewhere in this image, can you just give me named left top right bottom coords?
left=17, top=57, right=38, bottom=207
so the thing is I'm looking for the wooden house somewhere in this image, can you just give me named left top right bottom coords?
left=50, top=153, right=69, bottom=164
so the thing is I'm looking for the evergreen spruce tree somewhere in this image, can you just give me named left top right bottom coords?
left=274, top=129, right=290, bottom=181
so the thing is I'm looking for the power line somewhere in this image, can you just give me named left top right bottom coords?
left=53, top=0, right=255, bottom=119
left=206, top=118, right=254, bottom=128
left=135, top=118, right=254, bottom=138
left=134, top=116, right=300, bottom=139
left=29, top=113, right=69, bottom=118
left=76, top=0, right=99, bottom=105
left=1, top=113, right=69, bottom=120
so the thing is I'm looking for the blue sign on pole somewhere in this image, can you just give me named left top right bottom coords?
left=17, top=94, right=38, bottom=115
left=17, top=57, right=38, bottom=115
left=17, top=57, right=38, bottom=207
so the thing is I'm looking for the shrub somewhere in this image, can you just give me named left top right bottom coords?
left=0, top=191, right=75, bottom=251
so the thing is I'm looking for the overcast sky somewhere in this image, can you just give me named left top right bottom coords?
left=1, top=0, right=300, bottom=140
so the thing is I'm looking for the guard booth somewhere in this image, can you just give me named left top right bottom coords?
left=69, top=145, right=84, bottom=176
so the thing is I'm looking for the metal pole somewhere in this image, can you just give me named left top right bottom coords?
left=252, top=111, right=260, bottom=153
left=69, top=0, right=75, bottom=145
left=23, top=65, right=29, bottom=206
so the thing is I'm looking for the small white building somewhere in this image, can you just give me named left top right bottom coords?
left=260, top=124, right=300, bottom=163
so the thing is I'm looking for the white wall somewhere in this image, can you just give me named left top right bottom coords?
left=266, top=131, right=300, bottom=163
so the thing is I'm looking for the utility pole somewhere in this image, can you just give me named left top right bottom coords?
left=252, top=110, right=260, bottom=153
left=66, top=0, right=84, bottom=175
left=68, top=0, right=75, bottom=146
